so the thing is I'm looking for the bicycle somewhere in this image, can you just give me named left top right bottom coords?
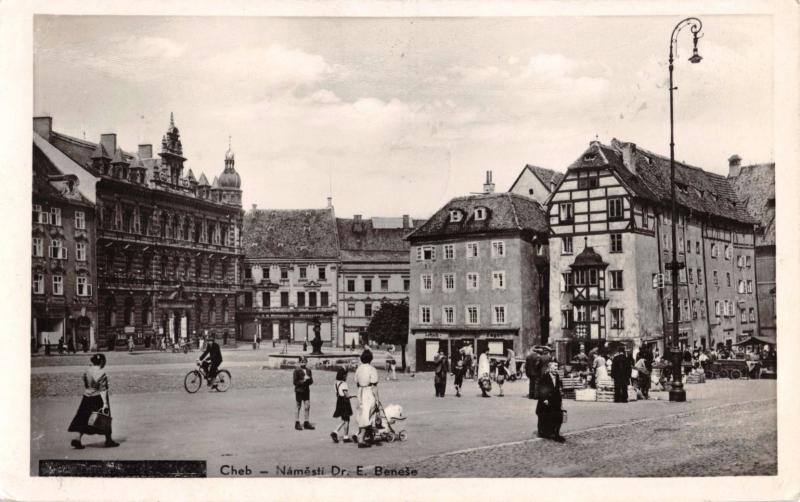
left=184, top=362, right=231, bottom=393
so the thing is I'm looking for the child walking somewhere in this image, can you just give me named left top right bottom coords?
left=453, top=359, right=466, bottom=397
left=496, top=361, right=510, bottom=397
left=331, top=367, right=356, bottom=443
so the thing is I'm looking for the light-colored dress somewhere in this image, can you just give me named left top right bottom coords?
left=594, top=355, right=609, bottom=380
left=477, top=353, right=490, bottom=378
left=355, top=363, right=379, bottom=428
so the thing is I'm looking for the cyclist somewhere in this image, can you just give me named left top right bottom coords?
left=197, top=332, right=223, bottom=387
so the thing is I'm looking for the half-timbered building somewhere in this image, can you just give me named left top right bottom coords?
left=548, top=139, right=760, bottom=360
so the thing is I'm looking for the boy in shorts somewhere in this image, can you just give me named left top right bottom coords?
left=293, top=357, right=315, bottom=430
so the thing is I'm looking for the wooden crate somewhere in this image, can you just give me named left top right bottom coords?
left=575, top=388, right=596, bottom=401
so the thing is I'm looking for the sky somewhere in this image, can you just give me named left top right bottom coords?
left=33, top=15, right=774, bottom=219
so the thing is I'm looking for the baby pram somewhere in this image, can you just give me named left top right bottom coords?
left=360, top=400, right=408, bottom=444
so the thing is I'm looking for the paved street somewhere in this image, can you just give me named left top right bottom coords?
left=31, top=351, right=776, bottom=477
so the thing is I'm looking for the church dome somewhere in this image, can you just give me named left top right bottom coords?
left=218, top=169, right=241, bottom=189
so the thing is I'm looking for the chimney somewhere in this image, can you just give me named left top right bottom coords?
left=33, top=116, right=52, bottom=140
left=354, top=214, right=362, bottom=222
left=251, top=203, right=257, bottom=211
left=326, top=196, right=332, bottom=208
left=100, top=134, right=117, bottom=158
left=618, top=140, right=637, bottom=175
left=402, top=214, right=410, bottom=229
left=728, top=154, right=742, bottom=178
left=138, top=144, right=153, bottom=159
left=549, top=179, right=556, bottom=193
left=483, top=170, right=495, bottom=194
left=352, top=214, right=363, bottom=233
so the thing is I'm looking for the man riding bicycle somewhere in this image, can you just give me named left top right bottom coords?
left=197, top=333, right=223, bottom=386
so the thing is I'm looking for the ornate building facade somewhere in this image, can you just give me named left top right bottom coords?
left=34, top=115, right=244, bottom=349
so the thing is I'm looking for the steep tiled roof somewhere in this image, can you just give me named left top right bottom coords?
left=242, top=208, right=339, bottom=259
left=407, top=192, right=549, bottom=241
left=731, top=163, right=775, bottom=246
left=567, top=139, right=756, bottom=225
left=32, top=142, right=94, bottom=206
left=336, top=217, right=424, bottom=262
left=527, top=164, right=564, bottom=189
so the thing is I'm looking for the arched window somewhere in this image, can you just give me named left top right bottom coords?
left=142, top=254, right=152, bottom=278
left=209, top=298, right=217, bottom=325
left=124, top=297, right=135, bottom=326
left=195, top=258, right=203, bottom=280
left=194, top=222, right=201, bottom=243
left=208, top=259, right=216, bottom=282
left=160, top=213, right=168, bottom=238
left=161, top=255, right=168, bottom=277
left=222, top=298, right=229, bottom=324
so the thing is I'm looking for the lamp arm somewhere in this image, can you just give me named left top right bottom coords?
left=669, top=17, right=703, bottom=61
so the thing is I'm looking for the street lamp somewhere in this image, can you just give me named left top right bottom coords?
left=668, top=17, right=703, bottom=402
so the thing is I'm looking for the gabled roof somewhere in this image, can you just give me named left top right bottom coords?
left=33, top=132, right=98, bottom=203
left=197, top=172, right=210, bottom=186
left=564, top=139, right=756, bottom=225
left=731, top=163, right=775, bottom=245
left=242, top=208, right=339, bottom=259
left=407, top=192, right=549, bottom=241
left=33, top=141, right=95, bottom=206
left=336, top=217, right=424, bottom=262
left=527, top=164, right=564, bottom=189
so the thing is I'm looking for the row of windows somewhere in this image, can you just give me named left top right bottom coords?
left=665, top=298, right=707, bottom=321
left=561, top=270, right=623, bottom=290
left=417, top=240, right=507, bottom=261
left=32, top=273, right=92, bottom=297
left=420, top=271, right=506, bottom=292
left=345, top=277, right=407, bottom=293
left=345, top=302, right=381, bottom=317
left=32, top=238, right=87, bottom=261
left=246, top=265, right=328, bottom=282
left=557, top=198, right=625, bottom=224
left=561, top=306, right=626, bottom=329
left=33, top=205, right=86, bottom=230
left=107, top=253, right=234, bottom=282
left=244, top=291, right=331, bottom=308
left=561, top=234, right=622, bottom=255
left=105, top=299, right=231, bottom=327
left=419, top=305, right=506, bottom=325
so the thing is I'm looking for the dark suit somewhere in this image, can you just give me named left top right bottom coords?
left=200, top=341, right=223, bottom=380
left=536, top=372, right=563, bottom=439
left=611, top=352, right=631, bottom=403
left=525, top=352, right=539, bottom=399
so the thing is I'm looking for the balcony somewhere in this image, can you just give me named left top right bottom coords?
left=98, top=229, right=240, bottom=255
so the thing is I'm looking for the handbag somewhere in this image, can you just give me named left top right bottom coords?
left=88, top=408, right=112, bottom=434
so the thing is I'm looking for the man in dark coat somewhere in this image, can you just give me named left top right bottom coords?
left=525, top=348, right=540, bottom=399
left=611, top=346, right=632, bottom=403
left=433, top=351, right=449, bottom=397
left=536, top=360, right=565, bottom=442
left=198, top=333, right=223, bottom=385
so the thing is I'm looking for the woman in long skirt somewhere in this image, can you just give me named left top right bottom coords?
left=68, top=353, right=119, bottom=448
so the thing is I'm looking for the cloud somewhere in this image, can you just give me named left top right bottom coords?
left=200, top=44, right=343, bottom=90
left=72, top=36, right=186, bottom=80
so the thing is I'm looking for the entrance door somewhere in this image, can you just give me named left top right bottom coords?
left=279, top=320, right=291, bottom=340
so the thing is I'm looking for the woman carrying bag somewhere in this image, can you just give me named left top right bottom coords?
left=68, top=353, right=119, bottom=449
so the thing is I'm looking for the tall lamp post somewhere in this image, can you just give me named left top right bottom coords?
left=667, top=17, right=703, bottom=402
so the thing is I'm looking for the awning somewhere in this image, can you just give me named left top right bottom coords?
left=733, top=335, right=777, bottom=347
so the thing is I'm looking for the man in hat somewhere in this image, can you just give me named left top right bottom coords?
left=537, top=360, right=566, bottom=443
left=293, top=356, right=315, bottom=430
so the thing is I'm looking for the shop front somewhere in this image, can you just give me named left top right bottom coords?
left=411, top=328, right=519, bottom=372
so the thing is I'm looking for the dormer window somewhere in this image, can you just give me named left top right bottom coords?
left=474, top=207, right=487, bottom=221
left=449, top=210, right=463, bottom=223
left=583, top=153, right=597, bottom=162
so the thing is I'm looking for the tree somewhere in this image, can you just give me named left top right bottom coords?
left=366, top=300, right=409, bottom=370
